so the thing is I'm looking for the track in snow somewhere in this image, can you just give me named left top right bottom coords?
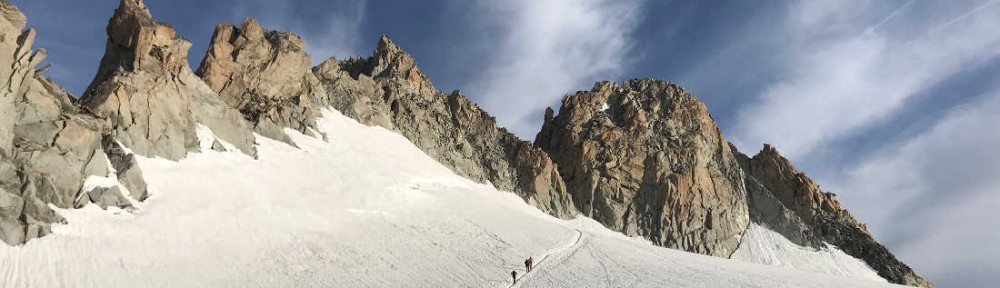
left=508, top=229, right=585, bottom=287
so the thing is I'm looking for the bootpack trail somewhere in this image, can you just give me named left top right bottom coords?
left=508, top=229, right=586, bottom=288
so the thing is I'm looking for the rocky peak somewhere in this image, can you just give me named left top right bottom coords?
left=196, top=17, right=323, bottom=144
left=341, top=35, right=431, bottom=94
left=87, top=0, right=188, bottom=94
left=80, top=0, right=256, bottom=160
left=372, top=35, right=414, bottom=75
left=536, top=78, right=749, bottom=257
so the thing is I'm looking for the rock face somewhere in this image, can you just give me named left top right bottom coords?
left=79, top=0, right=256, bottom=160
left=196, top=18, right=324, bottom=144
left=535, top=79, right=749, bottom=257
left=736, top=144, right=932, bottom=287
left=312, top=36, right=576, bottom=218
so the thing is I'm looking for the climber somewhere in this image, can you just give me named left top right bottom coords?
left=525, top=257, right=534, bottom=272
left=512, top=270, right=517, bottom=284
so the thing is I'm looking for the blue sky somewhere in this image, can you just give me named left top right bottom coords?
left=12, top=0, right=1000, bottom=286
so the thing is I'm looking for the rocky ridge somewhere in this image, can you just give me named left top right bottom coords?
left=735, top=144, right=932, bottom=287
left=312, top=36, right=576, bottom=218
left=0, top=0, right=931, bottom=286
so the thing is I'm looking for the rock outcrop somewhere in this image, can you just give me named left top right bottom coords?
left=312, top=36, right=576, bottom=218
left=0, top=0, right=134, bottom=245
left=535, top=79, right=749, bottom=257
left=197, top=18, right=325, bottom=144
left=1, top=0, right=260, bottom=245
left=737, top=144, right=932, bottom=287
left=79, top=0, right=256, bottom=159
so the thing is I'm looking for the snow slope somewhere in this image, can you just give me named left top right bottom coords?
left=0, top=109, right=903, bottom=288
left=733, top=224, right=886, bottom=282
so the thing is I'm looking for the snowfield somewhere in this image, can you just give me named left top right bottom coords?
left=0, top=110, right=902, bottom=288
left=733, top=224, right=887, bottom=282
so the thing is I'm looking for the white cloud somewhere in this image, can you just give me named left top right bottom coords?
left=731, top=0, right=1000, bottom=159
left=829, top=90, right=1000, bottom=286
left=466, top=0, right=643, bottom=139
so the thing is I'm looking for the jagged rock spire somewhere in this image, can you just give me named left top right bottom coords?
left=196, top=17, right=323, bottom=145
left=79, top=0, right=256, bottom=160
left=85, top=0, right=189, bottom=95
left=340, top=35, right=432, bottom=94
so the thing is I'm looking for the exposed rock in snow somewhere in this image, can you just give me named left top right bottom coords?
left=102, top=138, right=147, bottom=202
left=535, top=79, right=750, bottom=257
left=84, top=186, right=132, bottom=210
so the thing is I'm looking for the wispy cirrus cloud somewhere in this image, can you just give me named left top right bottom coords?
left=463, top=0, right=644, bottom=139
left=830, top=88, right=1000, bottom=287
left=731, top=0, right=1000, bottom=160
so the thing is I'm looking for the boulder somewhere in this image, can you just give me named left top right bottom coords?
left=85, top=186, right=132, bottom=210
left=103, top=137, right=147, bottom=201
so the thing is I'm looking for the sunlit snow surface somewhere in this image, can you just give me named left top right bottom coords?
left=0, top=109, right=901, bottom=288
